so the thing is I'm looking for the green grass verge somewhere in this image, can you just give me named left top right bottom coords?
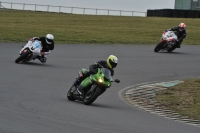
left=0, top=9, right=200, bottom=44
left=155, top=79, right=200, bottom=120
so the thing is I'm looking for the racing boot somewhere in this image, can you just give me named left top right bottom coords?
left=77, top=85, right=85, bottom=100
left=175, top=40, right=182, bottom=48
left=38, top=52, right=47, bottom=63
left=73, top=71, right=90, bottom=86
left=73, top=76, right=83, bottom=86
left=38, top=56, right=47, bottom=63
left=176, top=44, right=181, bottom=48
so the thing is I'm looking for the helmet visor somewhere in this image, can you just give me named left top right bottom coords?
left=109, top=59, right=117, bottom=68
left=179, top=27, right=184, bottom=31
left=47, top=38, right=53, bottom=43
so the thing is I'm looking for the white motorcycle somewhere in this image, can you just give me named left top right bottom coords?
left=15, top=40, right=49, bottom=63
left=154, top=31, right=178, bottom=52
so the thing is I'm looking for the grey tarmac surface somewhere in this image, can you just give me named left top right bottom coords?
left=0, top=43, right=200, bottom=133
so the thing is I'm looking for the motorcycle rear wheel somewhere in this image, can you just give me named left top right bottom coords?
left=167, top=47, right=176, bottom=52
left=67, top=86, right=76, bottom=101
left=83, top=87, right=101, bottom=105
left=15, top=51, right=29, bottom=63
left=154, top=42, right=164, bottom=52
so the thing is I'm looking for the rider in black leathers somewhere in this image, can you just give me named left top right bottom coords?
left=166, top=23, right=187, bottom=48
left=72, top=55, right=118, bottom=99
left=30, top=34, right=54, bottom=63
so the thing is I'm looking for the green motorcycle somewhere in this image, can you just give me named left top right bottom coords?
left=67, top=68, right=120, bottom=105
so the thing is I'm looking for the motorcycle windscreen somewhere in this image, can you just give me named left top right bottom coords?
left=101, top=68, right=112, bottom=80
left=33, top=42, right=41, bottom=49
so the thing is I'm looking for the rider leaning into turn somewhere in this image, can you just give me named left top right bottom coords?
left=73, top=55, right=118, bottom=99
left=30, top=34, right=54, bottom=63
left=166, top=23, right=187, bottom=48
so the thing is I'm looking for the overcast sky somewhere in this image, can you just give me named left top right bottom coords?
left=2, top=0, right=175, bottom=12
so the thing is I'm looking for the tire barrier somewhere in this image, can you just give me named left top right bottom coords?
left=147, top=9, right=200, bottom=18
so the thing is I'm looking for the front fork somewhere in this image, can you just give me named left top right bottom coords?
left=86, top=84, right=105, bottom=96
left=21, top=49, right=33, bottom=59
left=161, top=40, right=167, bottom=47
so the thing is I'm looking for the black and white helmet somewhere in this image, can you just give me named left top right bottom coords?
left=46, top=34, right=54, bottom=44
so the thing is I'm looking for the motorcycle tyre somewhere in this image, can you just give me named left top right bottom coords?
left=15, top=51, right=29, bottom=63
left=67, top=86, right=76, bottom=101
left=167, top=47, right=176, bottom=53
left=83, top=87, right=101, bottom=105
left=154, top=42, right=164, bottom=52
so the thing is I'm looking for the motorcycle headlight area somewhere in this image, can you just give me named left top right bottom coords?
left=98, top=78, right=103, bottom=83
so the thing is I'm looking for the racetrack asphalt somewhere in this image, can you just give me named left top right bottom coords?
left=0, top=43, right=200, bottom=133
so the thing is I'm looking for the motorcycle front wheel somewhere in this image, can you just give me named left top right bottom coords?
left=15, top=51, right=29, bottom=63
left=154, top=42, right=165, bottom=52
left=67, top=86, right=76, bottom=101
left=83, top=87, right=101, bottom=105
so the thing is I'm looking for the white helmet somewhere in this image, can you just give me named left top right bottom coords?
left=46, top=34, right=54, bottom=44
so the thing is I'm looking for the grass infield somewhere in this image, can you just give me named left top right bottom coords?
left=156, top=79, right=200, bottom=120
left=0, top=9, right=200, bottom=44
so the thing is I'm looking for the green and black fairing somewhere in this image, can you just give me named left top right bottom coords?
left=67, top=67, right=120, bottom=105
left=81, top=68, right=113, bottom=90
